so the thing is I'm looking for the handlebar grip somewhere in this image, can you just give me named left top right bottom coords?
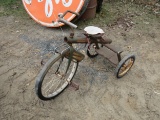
left=58, top=18, right=77, bottom=29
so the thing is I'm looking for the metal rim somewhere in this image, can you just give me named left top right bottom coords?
left=118, top=58, right=134, bottom=77
left=41, top=58, right=78, bottom=98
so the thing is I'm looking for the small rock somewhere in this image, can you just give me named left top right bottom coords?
left=144, top=21, right=150, bottom=25
left=155, top=3, right=160, bottom=7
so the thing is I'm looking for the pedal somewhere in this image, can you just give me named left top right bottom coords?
left=69, top=82, right=79, bottom=91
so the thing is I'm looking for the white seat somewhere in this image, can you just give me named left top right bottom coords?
left=84, top=26, right=104, bottom=35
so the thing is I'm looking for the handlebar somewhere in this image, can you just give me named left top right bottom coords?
left=57, top=10, right=79, bottom=28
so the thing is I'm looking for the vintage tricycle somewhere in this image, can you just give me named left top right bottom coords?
left=35, top=10, right=135, bottom=100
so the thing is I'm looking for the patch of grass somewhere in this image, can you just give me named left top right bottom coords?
left=77, top=2, right=119, bottom=28
left=77, top=1, right=159, bottom=29
left=0, top=0, right=17, bottom=5
left=0, top=0, right=27, bottom=17
left=77, top=2, right=129, bottom=28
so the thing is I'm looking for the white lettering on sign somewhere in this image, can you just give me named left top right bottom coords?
left=55, top=0, right=72, bottom=7
left=24, top=0, right=32, bottom=4
left=45, top=0, right=53, bottom=17
left=24, top=0, right=73, bottom=17
left=55, top=0, right=59, bottom=4
left=62, top=0, right=72, bottom=7
left=38, top=0, right=43, bottom=2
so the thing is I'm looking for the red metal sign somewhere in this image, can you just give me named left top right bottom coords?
left=22, top=0, right=86, bottom=27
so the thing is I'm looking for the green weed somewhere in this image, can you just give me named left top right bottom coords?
left=0, top=0, right=26, bottom=17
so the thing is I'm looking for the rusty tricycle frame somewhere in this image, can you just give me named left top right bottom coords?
left=35, top=10, right=135, bottom=100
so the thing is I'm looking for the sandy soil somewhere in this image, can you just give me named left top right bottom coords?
left=0, top=3, right=160, bottom=120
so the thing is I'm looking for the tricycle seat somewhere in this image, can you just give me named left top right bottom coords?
left=84, top=26, right=104, bottom=36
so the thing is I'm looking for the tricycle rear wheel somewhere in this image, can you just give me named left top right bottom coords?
left=115, top=54, right=135, bottom=78
left=87, top=43, right=103, bottom=58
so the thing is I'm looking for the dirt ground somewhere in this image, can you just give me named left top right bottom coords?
left=0, top=2, right=160, bottom=120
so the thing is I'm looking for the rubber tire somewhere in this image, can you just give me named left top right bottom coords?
left=115, top=54, right=135, bottom=78
left=35, top=52, right=78, bottom=100
left=87, top=49, right=98, bottom=58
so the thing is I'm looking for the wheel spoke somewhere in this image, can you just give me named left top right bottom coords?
left=43, top=71, right=66, bottom=96
left=42, top=79, right=54, bottom=92
left=44, top=78, right=57, bottom=94
left=43, top=77, right=58, bottom=93
left=52, top=78, right=63, bottom=94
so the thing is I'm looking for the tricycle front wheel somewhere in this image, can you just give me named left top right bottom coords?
left=35, top=52, right=78, bottom=100
left=115, top=54, right=135, bottom=78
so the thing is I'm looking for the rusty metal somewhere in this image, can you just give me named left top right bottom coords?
left=64, top=34, right=123, bottom=65
left=80, top=0, right=97, bottom=20
left=117, top=51, right=123, bottom=62
left=64, top=50, right=85, bottom=62
left=57, top=10, right=125, bottom=67
left=70, top=33, right=74, bottom=38
left=96, top=47, right=119, bottom=65
left=70, top=82, right=79, bottom=90
left=65, top=36, right=88, bottom=43
left=65, top=35, right=112, bottom=45
left=72, top=50, right=85, bottom=62
left=104, top=44, right=123, bottom=54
